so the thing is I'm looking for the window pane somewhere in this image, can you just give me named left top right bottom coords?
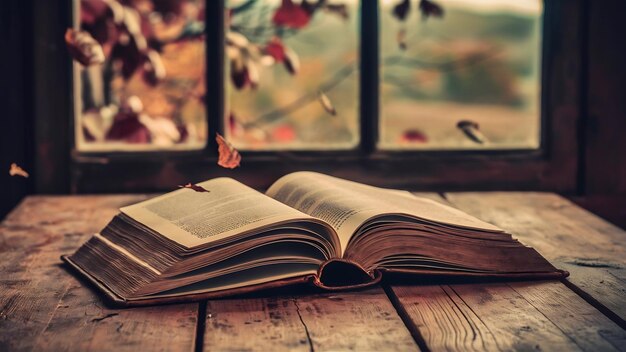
left=225, top=0, right=360, bottom=150
left=74, top=0, right=207, bottom=151
left=379, top=0, right=542, bottom=149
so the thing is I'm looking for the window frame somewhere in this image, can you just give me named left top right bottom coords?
left=50, top=0, right=583, bottom=193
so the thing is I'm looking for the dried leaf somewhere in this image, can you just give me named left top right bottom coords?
left=392, top=0, right=411, bottom=21
left=178, top=183, right=210, bottom=193
left=65, top=28, right=105, bottom=66
left=397, top=28, right=407, bottom=50
left=272, top=0, right=311, bottom=29
left=230, top=54, right=248, bottom=90
left=216, top=133, right=241, bottom=169
left=283, top=46, right=300, bottom=75
left=419, top=0, right=444, bottom=20
left=323, top=4, right=349, bottom=20
left=9, top=163, right=29, bottom=178
left=457, top=120, right=486, bottom=144
left=318, top=91, right=337, bottom=116
left=401, top=129, right=428, bottom=143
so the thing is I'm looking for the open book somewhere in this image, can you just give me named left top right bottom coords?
left=63, top=172, right=567, bottom=306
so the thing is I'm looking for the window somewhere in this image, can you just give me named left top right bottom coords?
left=66, top=0, right=582, bottom=193
left=379, top=0, right=543, bottom=150
left=74, top=0, right=207, bottom=151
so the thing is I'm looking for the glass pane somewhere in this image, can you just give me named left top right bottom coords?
left=74, top=0, right=207, bottom=151
left=225, top=0, right=360, bottom=150
left=379, top=0, right=542, bottom=149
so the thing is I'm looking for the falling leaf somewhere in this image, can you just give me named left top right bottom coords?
left=216, top=133, right=241, bottom=169
left=318, top=91, right=337, bottom=116
left=401, top=129, right=428, bottom=143
left=178, top=183, right=210, bottom=193
left=457, top=120, right=486, bottom=144
left=419, top=0, right=444, bottom=20
left=9, top=163, right=29, bottom=178
left=397, top=28, right=407, bottom=50
left=283, top=46, right=300, bottom=75
left=392, top=0, right=411, bottom=21
left=65, top=28, right=106, bottom=66
left=323, top=4, right=349, bottom=20
left=272, top=0, right=311, bottom=29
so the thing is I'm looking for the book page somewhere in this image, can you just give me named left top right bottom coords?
left=121, top=178, right=310, bottom=248
left=266, top=172, right=502, bottom=253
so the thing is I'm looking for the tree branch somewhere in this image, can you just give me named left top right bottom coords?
left=243, top=61, right=357, bottom=128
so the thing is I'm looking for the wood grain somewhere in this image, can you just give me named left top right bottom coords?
left=442, top=192, right=626, bottom=324
left=0, top=195, right=197, bottom=352
left=390, top=281, right=626, bottom=352
left=204, top=288, right=418, bottom=351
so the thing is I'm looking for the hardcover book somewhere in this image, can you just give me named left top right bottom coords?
left=63, top=172, right=567, bottom=306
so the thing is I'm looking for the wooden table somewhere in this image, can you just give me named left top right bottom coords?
left=1, top=193, right=625, bottom=351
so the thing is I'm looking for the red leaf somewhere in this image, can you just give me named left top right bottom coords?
left=65, top=28, right=105, bottom=66
left=178, top=183, right=210, bottom=193
left=419, top=0, right=444, bottom=20
left=272, top=0, right=311, bottom=29
left=9, top=163, right=29, bottom=178
left=401, top=129, right=428, bottom=143
left=110, top=33, right=145, bottom=80
left=216, top=133, right=241, bottom=169
left=105, top=97, right=151, bottom=143
left=271, top=124, right=296, bottom=143
left=265, top=37, right=286, bottom=62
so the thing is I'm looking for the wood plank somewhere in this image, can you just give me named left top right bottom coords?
left=442, top=192, right=626, bottom=324
left=389, top=281, right=626, bottom=352
left=0, top=195, right=197, bottom=351
left=204, top=288, right=418, bottom=351
left=507, top=281, right=626, bottom=351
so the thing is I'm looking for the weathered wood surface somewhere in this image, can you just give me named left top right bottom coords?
left=390, top=281, right=626, bottom=351
left=2, top=194, right=625, bottom=352
left=204, top=288, right=418, bottom=351
left=443, top=192, right=626, bottom=325
left=0, top=195, right=198, bottom=352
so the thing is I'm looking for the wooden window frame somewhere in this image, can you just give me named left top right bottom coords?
left=34, top=0, right=584, bottom=194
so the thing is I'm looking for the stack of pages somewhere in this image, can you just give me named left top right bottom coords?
left=64, top=172, right=566, bottom=306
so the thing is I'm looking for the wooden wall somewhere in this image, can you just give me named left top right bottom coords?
left=0, top=0, right=34, bottom=218
left=569, top=0, right=626, bottom=228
